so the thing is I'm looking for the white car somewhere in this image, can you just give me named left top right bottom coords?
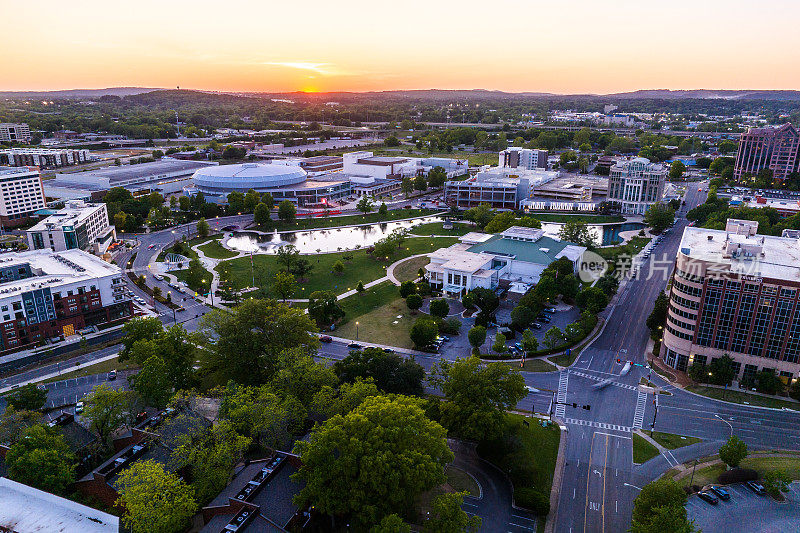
left=75, top=401, right=84, bottom=414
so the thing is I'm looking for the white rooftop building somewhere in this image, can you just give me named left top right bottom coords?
left=0, top=477, right=118, bottom=533
left=27, top=200, right=115, bottom=254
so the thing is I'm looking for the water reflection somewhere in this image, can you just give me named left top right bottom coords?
left=224, top=217, right=645, bottom=255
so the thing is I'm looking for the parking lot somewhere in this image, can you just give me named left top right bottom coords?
left=686, top=482, right=800, bottom=533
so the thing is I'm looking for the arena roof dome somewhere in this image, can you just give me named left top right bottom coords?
left=191, top=163, right=307, bottom=193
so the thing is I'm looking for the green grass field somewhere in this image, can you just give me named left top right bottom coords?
left=686, top=385, right=800, bottom=410
left=197, top=239, right=238, bottom=259
left=632, top=433, right=660, bottom=464
left=252, top=208, right=441, bottom=232
left=333, top=283, right=419, bottom=347
left=445, top=465, right=480, bottom=497
left=409, top=221, right=474, bottom=237
left=218, top=237, right=456, bottom=296
left=649, top=431, right=701, bottom=450
left=392, top=256, right=430, bottom=283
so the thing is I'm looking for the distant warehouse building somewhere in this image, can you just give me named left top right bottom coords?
left=26, top=200, right=115, bottom=254
left=0, top=148, right=90, bottom=168
left=43, top=159, right=218, bottom=201
left=662, top=219, right=800, bottom=385
left=0, top=249, right=131, bottom=354
left=188, top=162, right=350, bottom=207
left=0, top=166, right=47, bottom=228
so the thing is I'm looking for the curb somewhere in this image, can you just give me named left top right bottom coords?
left=545, top=417, right=568, bottom=533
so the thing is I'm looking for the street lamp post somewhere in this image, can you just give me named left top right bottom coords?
left=356, top=321, right=359, bottom=340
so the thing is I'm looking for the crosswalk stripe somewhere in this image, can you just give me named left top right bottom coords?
left=633, top=391, right=647, bottom=429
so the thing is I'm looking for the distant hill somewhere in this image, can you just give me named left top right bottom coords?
left=0, top=87, right=159, bottom=99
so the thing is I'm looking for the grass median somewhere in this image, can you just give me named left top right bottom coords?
left=686, top=385, right=800, bottom=410
left=649, top=431, right=701, bottom=450
left=632, top=433, right=660, bottom=464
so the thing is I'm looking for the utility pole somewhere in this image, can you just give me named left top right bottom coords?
left=650, top=390, right=659, bottom=436
left=688, top=458, right=698, bottom=488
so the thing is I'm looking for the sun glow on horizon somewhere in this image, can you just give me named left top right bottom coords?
left=1, top=0, right=799, bottom=93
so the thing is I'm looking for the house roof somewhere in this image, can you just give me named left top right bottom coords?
left=467, top=234, right=582, bottom=265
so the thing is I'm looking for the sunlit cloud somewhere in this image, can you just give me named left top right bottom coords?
left=261, top=62, right=344, bottom=76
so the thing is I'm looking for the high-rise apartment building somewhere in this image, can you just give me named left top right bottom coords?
left=0, top=123, right=31, bottom=144
left=662, top=219, right=800, bottom=385
left=734, top=123, right=800, bottom=181
left=0, top=167, right=47, bottom=227
left=499, top=147, right=548, bottom=170
left=0, top=148, right=90, bottom=169
left=606, top=157, right=666, bottom=215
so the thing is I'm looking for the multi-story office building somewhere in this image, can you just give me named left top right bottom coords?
left=0, top=249, right=132, bottom=353
left=0, top=123, right=31, bottom=144
left=0, top=148, right=90, bottom=169
left=26, top=201, right=115, bottom=254
left=444, top=167, right=557, bottom=210
left=734, top=123, right=800, bottom=182
left=499, top=148, right=549, bottom=170
left=0, top=167, right=47, bottom=227
left=662, top=219, right=800, bottom=385
left=607, top=157, right=666, bottom=215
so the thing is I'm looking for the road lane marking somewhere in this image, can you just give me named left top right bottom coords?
left=601, top=433, right=609, bottom=533
left=632, top=391, right=647, bottom=429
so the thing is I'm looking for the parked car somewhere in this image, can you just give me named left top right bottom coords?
left=75, top=401, right=84, bottom=414
left=319, top=335, right=332, bottom=343
left=746, top=481, right=766, bottom=495
left=514, top=342, right=524, bottom=351
left=108, top=370, right=117, bottom=381
left=508, top=346, right=520, bottom=355
left=347, top=342, right=362, bottom=350
left=537, top=316, right=551, bottom=324
left=383, top=348, right=395, bottom=353
left=697, top=491, right=719, bottom=505
left=709, top=486, right=730, bottom=501
left=543, top=308, right=557, bottom=314
left=531, top=322, right=543, bottom=329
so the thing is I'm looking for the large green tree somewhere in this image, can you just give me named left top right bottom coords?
left=307, top=290, right=345, bottom=327
left=131, top=356, right=173, bottom=409
left=6, top=383, right=47, bottom=411
left=334, top=347, right=425, bottom=396
left=198, top=298, right=319, bottom=385
left=83, top=384, right=139, bottom=448
left=293, top=395, right=453, bottom=526
left=644, top=203, right=675, bottom=234
left=5, top=425, right=75, bottom=494
left=432, top=356, right=527, bottom=440
left=116, top=460, right=197, bottom=533
left=559, top=220, right=596, bottom=248
left=428, top=492, right=482, bottom=533
left=718, top=435, right=748, bottom=468
left=0, top=407, right=42, bottom=445
left=631, top=479, right=695, bottom=533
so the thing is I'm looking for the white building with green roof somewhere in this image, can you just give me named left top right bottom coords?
left=425, top=226, right=587, bottom=298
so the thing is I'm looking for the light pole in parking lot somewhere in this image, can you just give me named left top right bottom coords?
left=356, top=321, right=359, bottom=340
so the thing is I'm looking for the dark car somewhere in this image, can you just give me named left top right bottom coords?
left=319, top=335, right=333, bottom=343
left=222, top=224, right=239, bottom=231
left=709, top=486, right=730, bottom=501
left=383, top=348, right=395, bottom=353
left=746, top=481, right=766, bottom=495
left=697, top=491, right=719, bottom=505
left=108, top=370, right=117, bottom=381
left=543, top=307, right=557, bottom=314
left=537, top=316, right=551, bottom=324
left=347, top=342, right=362, bottom=350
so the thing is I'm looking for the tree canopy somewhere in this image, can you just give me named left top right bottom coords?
left=293, top=395, right=453, bottom=526
left=5, top=424, right=75, bottom=494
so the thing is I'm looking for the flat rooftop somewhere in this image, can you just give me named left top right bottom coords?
left=0, top=249, right=121, bottom=294
left=679, top=226, right=800, bottom=281
left=0, top=166, right=38, bottom=177
left=59, top=159, right=214, bottom=184
left=28, top=202, right=105, bottom=231
left=0, top=477, right=118, bottom=533
left=468, top=234, right=583, bottom=266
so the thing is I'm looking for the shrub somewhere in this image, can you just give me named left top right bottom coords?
left=399, top=281, right=416, bottom=298
left=717, top=467, right=758, bottom=485
left=515, top=488, right=550, bottom=516
left=405, top=293, right=423, bottom=312
left=439, top=317, right=461, bottom=335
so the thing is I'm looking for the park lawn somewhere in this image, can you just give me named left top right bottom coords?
left=548, top=350, right=579, bottom=368
left=649, top=431, right=701, bottom=450
left=445, top=465, right=481, bottom=497
left=478, top=414, right=560, bottom=508
left=686, top=385, right=800, bottom=410
left=410, top=221, right=474, bottom=237
left=522, top=359, right=559, bottom=372
left=526, top=213, right=625, bottom=224
left=335, top=287, right=415, bottom=348
left=251, top=208, right=441, bottom=232
left=632, top=433, right=660, bottom=464
left=218, top=237, right=457, bottom=296
left=392, top=256, right=430, bottom=283
left=740, top=457, right=800, bottom=481
left=42, top=357, right=139, bottom=384
left=682, top=463, right=727, bottom=488
left=197, top=239, right=238, bottom=259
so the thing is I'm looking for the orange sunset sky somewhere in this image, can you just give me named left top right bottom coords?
left=2, top=0, right=799, bottom=94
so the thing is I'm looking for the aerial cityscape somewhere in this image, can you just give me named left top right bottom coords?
left=1, top=2, right=800, bottom=532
